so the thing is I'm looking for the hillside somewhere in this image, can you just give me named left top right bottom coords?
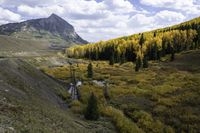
left=61, top=16, right=200, bottom=133
left=0, top=59, right=115, bottom=132
left=42, top=49, right=200, bottom=133
left=0, top=14, right=87, bottom=48
left=0, top=11, right=199, bottom=133
left=66, top=16, right=200, bottom=64
left=0, top=35, right=62, bottom=57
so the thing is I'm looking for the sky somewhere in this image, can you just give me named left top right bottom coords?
left=0, top=0, right=200, bottom=42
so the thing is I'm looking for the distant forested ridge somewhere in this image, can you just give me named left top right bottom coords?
left=66, top=17, right=200, bottom=63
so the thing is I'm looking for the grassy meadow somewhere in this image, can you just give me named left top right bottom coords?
left=41, top=50, right=200, bottom=133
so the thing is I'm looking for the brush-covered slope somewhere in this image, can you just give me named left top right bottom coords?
left=0, top=35, right=54, bottom=57
left=0, top=35, right=50, bottom=51
left=66, top=16, right=200, bottom=62
left=0, top=14, right=87, bottom=47
left=43, top=49, right=200, bottom=132
left=0, top=59, right=114, bottom=132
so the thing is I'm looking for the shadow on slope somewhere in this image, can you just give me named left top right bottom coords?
left=163, top=50, right=200, bottom=73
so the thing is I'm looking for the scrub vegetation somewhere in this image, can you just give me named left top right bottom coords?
left=42, top=50, right=200, bottom=133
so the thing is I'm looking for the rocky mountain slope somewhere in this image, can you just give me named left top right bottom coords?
left=0, top=14, right=87, bottom=47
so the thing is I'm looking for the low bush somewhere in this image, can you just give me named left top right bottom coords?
left=102, top=106, right=144, bottom=133
left=70, top=100, right=83, bottom=114
left=129, top=110, right=174, bottom=133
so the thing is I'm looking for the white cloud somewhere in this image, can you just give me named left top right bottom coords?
left=127, top=10, right=185, bottom=34
left=103, top=0, right=135, bottom=13
left=140, top=0, right=194, bottom=8
left=13, top=0, right=138, bottom=41
left=154, top=10, right=185, bottom=25
left=0, top=0, right=199, bottom=41
left=70, top=12, right=132, bottom=41
left=129, top=14, right=153, bottom=26
left=0, top=0, right=4, bottom=4
left=0, top=0, right=138, bottom=41
left=16, top=0, right=106, bottom=19
left=74, top=10, right=185, bottom=41
left=18, top=5, right=65, bottom=17
left=0, top=7, right=21, bottom=24
left=0, top=20, right=9, bottom=25
left=0, top=0, right=55, bottom=7
left=140, top=0, right=200, bottom=15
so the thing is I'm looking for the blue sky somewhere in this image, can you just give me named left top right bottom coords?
left=0, top=0, right=200, bottom=42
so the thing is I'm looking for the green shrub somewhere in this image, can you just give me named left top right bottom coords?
left=102, top=106, right=144, bottom=133
left=84, top=93, right=100, bottom=120
left=70, top=100, right=83, bottom=114
left=129, top=110, right=175, bottom=133
left=87, top=63, right=93, bottom=78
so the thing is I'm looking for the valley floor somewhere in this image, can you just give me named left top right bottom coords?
left=41, top=50, right=200, bottom=133
left=0, top=50, right=199, bottom=133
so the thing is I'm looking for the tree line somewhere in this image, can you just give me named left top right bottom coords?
left=66, top=17, right=200, bottom=71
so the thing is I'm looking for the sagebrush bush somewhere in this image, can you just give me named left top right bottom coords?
left=129, top=110, right=175, bottom=133
left=102, top=106, right=144, bottom=133
left=70, top=100, right=83, bottom=114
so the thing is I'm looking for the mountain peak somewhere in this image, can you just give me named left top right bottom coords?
left=48, top=13, right=60, bottom=19
left=0, top=14, right=88, bottom=45
left=47, top=13, right=65, bottom=22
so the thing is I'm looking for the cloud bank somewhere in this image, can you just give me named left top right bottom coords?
left=0, top=0, right=200, bottom=42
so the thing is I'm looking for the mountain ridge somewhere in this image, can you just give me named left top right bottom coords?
left=0, top=13, right=88, bottom=46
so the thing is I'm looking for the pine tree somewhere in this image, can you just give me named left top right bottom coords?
left=143, top=55, right=149, bottom=68
left=138, top=56, right=142, bottom=68
left=95, top=49, right=99, bottom=60
left=120, top=52, right=126, bottom=64
left=87, top=63, right=93, bottom=78
left=115, top=51, right=120, bottom=63
left=161, top=41, right=166, bottom=57
left=170, top=48, right=175, bottom=61
left=157, top=51, right=161, bottom=61
left=109, top=51, right=115, bottom=65
left=154, top=32, right=157, bottom=37
left=139, top=33, right=145, bottom=46
left=152, top=44, right=158, bottom=60
left=135, top=57, right=141, bottom=72
left=84, top=93, right=99, bottom=120
left=135, top=61, right=140, bottom=72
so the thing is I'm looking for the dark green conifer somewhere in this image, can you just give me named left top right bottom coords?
left=139, top=33, right=145, bottom=46
left=135, top=57, right=141, bottom=72
left=153, top=44, right=158, bottom=60
left=170, top=48, right=175, bottom=61
left=84, top=93, right=99, bottom=120
left=120, top=52, right=126, bottom=64
left=109, top=51, right=115, bottom=65
left=87, top=63, right=93, bottom=78
left=153, top=32, right=157, bottom=37
left=143, top=55, right=149, bottom=68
